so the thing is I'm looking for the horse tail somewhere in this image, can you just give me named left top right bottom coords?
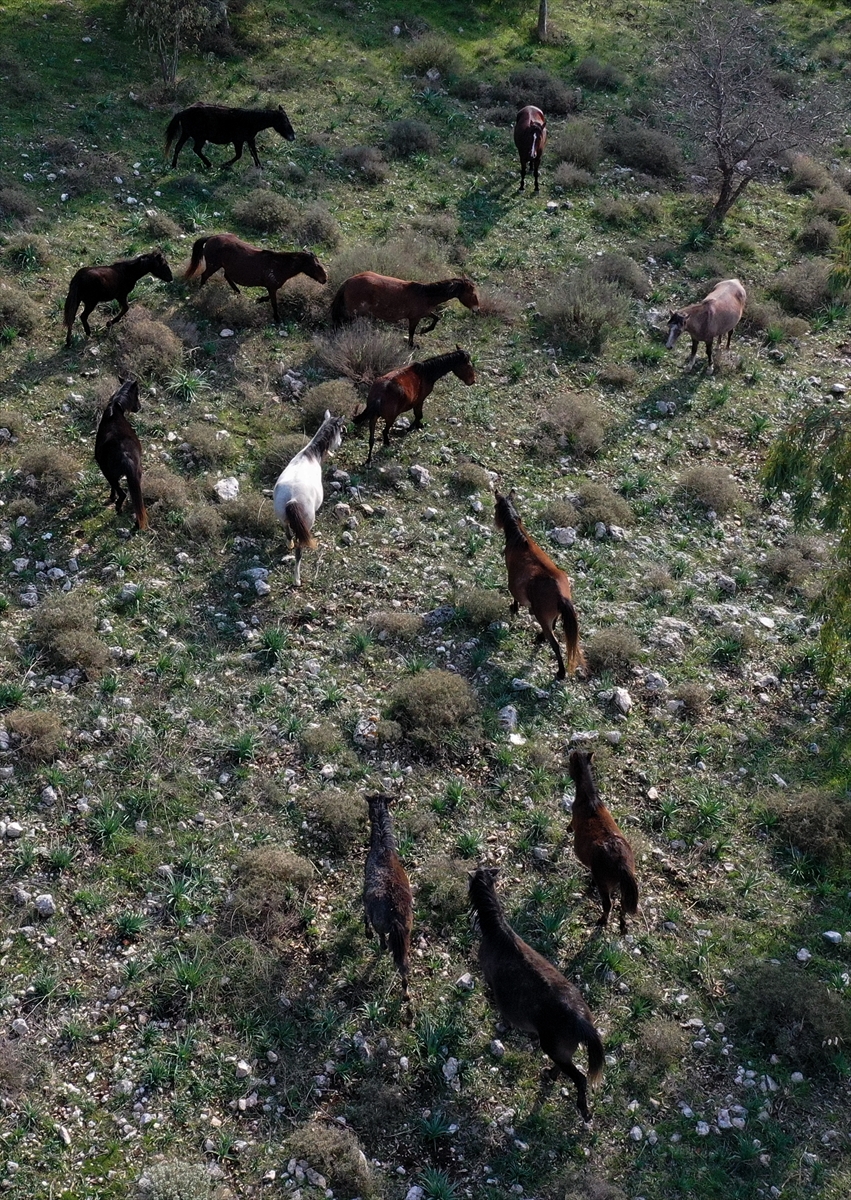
left=126, top=473, right=149, bottom=531
left=63, top=274, right=80, bottom=332
left=330, top=282, right=349, bottom=329
left=185, top=236, right=208, bottom=280
left=388, top=921, right=411, bottom=988
left=559, top=594, right=582, bottom=672
left=619, top=861, right=639, bottom=916
left=285, top=499, right=316, bottom=549
left=579, top=1016, right=604, bottom=1088
left=352, top=403, right=370, bottom=425
left=164, top=112, right=182, bottom=155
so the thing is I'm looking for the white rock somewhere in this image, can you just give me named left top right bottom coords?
left=34, top=893, right=56, bottom=917
left=214, top=477, right=240, bottom=502
left=790, top=1071, right=804, bottom=1084
left=409, top=464, right=431, bottom=488
left=629, top=1126, right=643, bottom=1142
left=235, top=1060, right=252, bottom=1079
left=695, top=1121, right=710, bottom=1136
left=456, top=973, right=475, bottom=990
left=796, top=947, right=812, bottom=962
left=823, top=931, right=842, bottom=945
left=41, top=785, right=58, bottom=804
left=5, top=822, right=24, bottom=839
left=594, top=521, right=608, bottom=540
left=255, top=579, right=271, bottom=597
left=11, top=1018, right=28, bottom=1037
left=498, top=705, right=518, bottom=731
left=490, top=1039, right=505, bottom=1058
left=644, top=672, right=669, bottom=692
left=219, top=328, right=235, bottom=338
left=549, top=526, right=577, bottom=547
left=612, top=686, right=632, bottom=714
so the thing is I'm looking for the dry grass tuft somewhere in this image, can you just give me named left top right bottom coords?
left=533, top=393, right=609, bottom=460
left=404, top=32, right=461, bottom=78
left=337, top=144, right=389, bottom=184
left=458, top=588, right=506, bottom=628
left=573, top=480, right=633, bottom=530
left=456, top=143, right=491, bottom=171
left=6, top=708, right=64, bottom=761
left=18, top=445, right=81, bottom=498
left=540, top=498, right=580, bottom=529
left=553, top=163, right=594, bottom=191
left=772, top=259, right=837, bottom=316
left=219, top=491, right=280, bottom=539
left=743, top=298, right=809, bottom=341
left=597, top=363, right=636, bottom=388
left=115, top=309, right=183, bottom=381
left=587, top=252, right=650, bottom=299
left=314, top=320, right=410, bottom=385
left=762, top=788, right=851, bottom=866
left=506, top=67, right=576, bottom=115
left=233, top=189, right=297, bottom=234
left=0, top=280, right=40, bottom=334
left=551, top=119, right=603, bottom=171
left=388, top=668, right=479, bottom=749
left=418, top=855, right=469, bottom=926
left=143, top=467, right=191, bottom=515
left=32, top=594, right=109, bottom=679
left=288, top=1122, right=373, bottom=1199
left=142, top=210, right=182, bottom=242
left=634, top=1016, right=687, bottom=1078
left=385, top=119, right=437, bottom=159
left=0, top=186, right=37, bottom=224
left=1, top=233, right=51, bottom=271
left=301, top=379, right=359, bottom=430
left=797, top=217, right=839, bottom=253
left=329, top=235, right=447, bottom=288
left=366, top=611, right=424, bottom=641
left=678, top=465, right=740, bottom=516
left=183, top=505, right=224, bottom=542
left=672, top=681, right=708, bottom=719
left=300, top=722, right=343, bottom=760
left=786, top=153, right=831, bottom=193
left=229, top=846, right=314, bottom=938
left=585, top=629, right=642, bottom=676
left=304, top=790, right=365, bottom=855
left=538, top=273, right=629, bottom=355
left=451, top=461, right=492, bottom=494
left=604, top=120, right=682, bottom=178
left=763, top=535, right=825, bottom=591
left=575, top=56, right=623, bottom=90
left=193, top=279, right=267, bottom=328
left=182, top=422, right=238, bottom=467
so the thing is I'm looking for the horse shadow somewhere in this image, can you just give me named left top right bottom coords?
left=457, top=180, right=515, bottom=244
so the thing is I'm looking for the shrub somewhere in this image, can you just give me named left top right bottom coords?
left=233, top=188, right=297, bottom=234
left=729, top=962, right=851, bottom=1070
left=314, top=319, right=410, bottom=385
left=594, top=196, right=635, bottom=227
left=256, top=434, right=307, bottom=485
left=144, top=467, right=191, bottom=515
left=115, top=310, right=183, bottom=381
left=142, top=210, right=182, bottom=241
left=330, top=235, right=447, bottom=287
left=0, top=281, right=39, bottom=334
left=6, top=708, right=63, bottom=761
left=181, top=421, right=237, bottom=466
left=367, top=611, right=424, bottom=642
left=304, top=790, right=364, bottom=855
left=772, top=259, right=836, bottom=316
left=785, top=153, right=831, bottom=194
left=672, top=681, right=708, bottom=720
left=742, top=298, right=809, bottom=341
left=375, top=719, right=403, bottom=745
left=297, top=201, right=340, bottom=248
left=538, top=273, right=628, bottom=355
left=0, top=186, right=36, bottom=224
left=584, top=629, right=642, bottom=675
left=229, top=847, right=314, bottom=938
left=574, top=480, right=633, bottom=529
left=678, top=465, right=740, bottom=516
left=634, top=1016, right=687, bottom=1076
left=1, top=233, right=50, bottom=272
left=31, top=594, right=109, bottom=679
left=337, top=145, right=389, bottom=184
left=448, top=74, right=485, bottom=101
left=219, top=491, right=280, bottom=539
left=418, top=856, right=469, bottom=925
left=301, top=379, right=358, bottom=431
left=19, top=446, right=80, bottom=499
left=506, top=67, right=575, bottom=116
left=193, top=279, right=266, bottom=328
left=476, top=285, right=520, bottom=322
left=300, top=722, right=342, bottom=760
left=385, top=119, right=437, bottom=159
left=183, top=505, right=224, bottom=541
left=481, top=104, right=517, bottom=127
left=136, top=1160, right=213, bottom=1200
left=811, top=185, right=851, bottom=221
left=456, top=143, right=491, bottom=171
left=551, top=120, right=603, bottom=171
left=404, top=33, right=460, bottom=78
left=553, top=163, right=594, bottom=191
left=597, top=363, right=636, bottom=388
left=450, top=461, right=491, bottom=494
left=798, top=217, right=839, bottom=253
left=388, top=668, right=479, bottom=748
left=604, top=120, right=682, bottom=178
left=762, top=789, right=851, bottom=866
left=540, top=498, right=580, bottom=529
left=763, top=535, right=825, bottom=590
left=0, top=407, right=27, bottom=438
left=0, top=1038, right=28, bottom=1097
left=288, top=1123, right=373, bottom=1199
left=458, top=588, right=505, bottom=628
left=587, top=252, right=649, bottom=299
left=533, top=393, right=608, bottom=459
left=575, top=56, right=623, bottom=91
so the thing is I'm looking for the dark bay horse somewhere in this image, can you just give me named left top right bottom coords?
left=185, top=233, right=327, bottom=323
left=63, top=251, right=173, bottom=347
left=165, top=103, right=295, bottom=169
left=494, top=490, right=583, bottom=681
left=354, top=346, right=476, bottom=463
left=568, top=749, right=639, bottom=934
left=94, top=379, right=148, bottom=530
left=330, top=271, right=479, bottom=347
left=666, top=278, right=747, bottom=373
left=273, top=410, right=345, bottom=585
left=469, top=867, right=604, bottom=1122
left=363, top=794, right=414, bottom=1002
left=514, top=105, right=547, bottom=193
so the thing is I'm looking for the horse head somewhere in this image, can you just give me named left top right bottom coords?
left=568, top=747, right=595, bottom=778
left=111, top=378, right=141, bottom=415
left=469, top=864, right=500, bottom=892
left=304, top=253, right=328, bottom=285
left=458, top=277, right=480, bottom=311
left=454, top=345, right=477, bottom=385
left=665, top=310, right=686, bottom=348
left=274, top=105, right=296, bottom=141
left=148, top=251, right=174, bottom=283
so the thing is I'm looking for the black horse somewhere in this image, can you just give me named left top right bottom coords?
left=165, top=103, right=295, bottom=169
left=63, top=251, right=173, bottom=347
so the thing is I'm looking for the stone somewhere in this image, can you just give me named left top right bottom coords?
left=117, top=582, right=140, bottom=603
left=695, top=1121, right=710, bottom=1137
left=235, top=1060, right=252, bottom=1079
left=823, top=931, right=842, bottom=945
left=214, top=477, right=240, bottom=502
left=41, top=785, right=58, bottom=805
left=12, top=885, right=31, bottom=906
left=498, top=705, right=518, bottom=731
left=716, top=573, right=736, bottom=595
left=34, top=893, right=56, bottom=918
left=549, top=526, right=577, bottom=547
left=255, top=579, right=271, bottom=597
left=10, top=1018, right=28, bottom=1037
left=612, top=687, right=632, bottom=715
left=408, top=464, right=431, bottom=489
left=629, top=1126, right=643, bottom=1142
left=594, top=521, right=608, bottom=540
left=644, top=672, right=669, bottom=692
left=796, top=947, right=812, bottom=962
left=456, top=973, right=475, bottom=990
left=5, top=822, right=24, bottom=839
left=490, top=1039, right=505, bottom=1058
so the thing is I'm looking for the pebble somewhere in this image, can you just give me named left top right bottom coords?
left=34, top=893, right=56, bottom=918
left=408, top=464, right=431, bottom=488
left=456, top=973, right=475, bottom=990
left=235, top=1060, right=252, bottom=1079
left=498, top=705, right=518, bottom=731
left=823, top=931, right=842, bottom=945
left=490, top=1039, right=505, bottom=1058
left=695, top=1121, right=710, bottom=1136
left=214, top=476, right=240, bottom=501
left=11, top=1018, right=28, bottom=1037
left=796, top=947, right=812, bottom=962
left=629, top=1126, right=643, bottom=1141
left=5, top=822, right=24, bottom=839
left=549, top=526, right=577, bottom=547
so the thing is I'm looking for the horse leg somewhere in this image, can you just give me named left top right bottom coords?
left=220, top=141, right=244, bottom=169
left=519, top=158, right=527, bottom=192
left=412, top=401, right=425, bottom=429
left=223, top=274, right=241, bottom=295
left=113, top=483, right=127, bottom=514
left=542, top=618, right=567, bottom=681
left=171, top=132, right=190, bottom=168
left=366, top=418, right=377, bottom=464
left=80, top=303, right=96, bottom=338
left=293, top=545, right=302, bottom=587
left=106, top=296, right=130, bottom=329
left=705, top=339, right=714, bottom=374
left=533, top=156, right=540, bottom=194
left=539, top=1034, right=590, bottom=1122
left=419, top=314, right=440, bottom=335
left=382, top=419, right=392, bottom=447
left=268, top=289, right=281, bottom=323
left=596, top=879, right=612, bottom=929
left=248, top=138, right=261, bottom=169
left=192, top=139, right=213, bottom=169
left=726, top=330, right=733, bottom=349
left=407, top=318, right=418, bottom=347
left=686, top=338, right=699, bottom=371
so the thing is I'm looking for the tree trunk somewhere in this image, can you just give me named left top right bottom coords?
left=537, top=0, right=548, bottom=43
left=704, top=169, right=749, bottom=230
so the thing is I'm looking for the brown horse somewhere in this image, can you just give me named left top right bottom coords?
left=494, top=490, right=583, bottom=681
left=63, top=251, right=173, bottom=347
left=330, top=271, right=479, bottom=347
left=363, top=794, right=414, bottom=1002
left=514, top=105, right=547, bottom=193
left=353, top=347, right=476, bottom=463
left=568, top=749, right=639, bottom=934
left=666, top=278, right=747, bottom=373
left=165, top=103, right=295, bottom=169
left=94, top=379, right=148, bottom=530
left=185, top=234, right=327, bottom=323
left=469, top=866, right=604, bottom=1122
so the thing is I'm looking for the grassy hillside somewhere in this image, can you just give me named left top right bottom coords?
left=1, top=2, right=850, bottom=1200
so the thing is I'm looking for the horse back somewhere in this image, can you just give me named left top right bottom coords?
left=480, top=929, right=586, bottom=1034
left=342, top=272, right=413, bottom=320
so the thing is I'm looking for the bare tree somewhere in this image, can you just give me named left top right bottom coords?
left=127, top=0, right=208, bottom=87
left=537, top=0, right=548, bottom=43
left=667, top=0, right=836, bottom=229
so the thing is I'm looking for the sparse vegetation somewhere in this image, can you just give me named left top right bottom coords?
left=388, top=669, right=479, bottom=749
left=678, top=464, right=741, bottom=516
left=584, top=629, right=642, bottom=675
left=315, top=319, right=410, bottom=384
left=6, top=707, right=63, bottom=761
left=538, top=272, right=629, bottom=355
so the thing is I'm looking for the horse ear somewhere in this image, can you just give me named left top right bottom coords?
left=456, top=343, right=462, bottom=351
left=507, top=488, right=517, bottom=502
left=324, top=409, right=331, bottom=420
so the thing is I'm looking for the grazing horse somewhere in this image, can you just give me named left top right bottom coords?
left=94, top=379, right=148, bottom=530
left=363, top=794, right=414, bottom=1002
left=514, top=105, right=547, bottom=193
left=666, top=278, right=747, bottom=373
left=165, top=103, right=295, bottom=169
left=273, top=410, right=344, bottom=585
left=63, top=251, right=173, bottom=347
left=185, top=233, right=327, bottom=324
left=568, top=749, right=639, bottom=934
left=354, top=346, right=476, bottom=463
left=330, top=271, right=479, bottom=347
left=469, top=866, right=604, bottom=1122
left=494, top=490, right=583, bottom=681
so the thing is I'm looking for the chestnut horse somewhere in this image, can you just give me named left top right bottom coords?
left=165, top=103, right=295, bottom=169
left=63, top=251, right=173, bottom=347
left=354, top=346, right=476, bottom=463
left=185, top=234, right=327, bottom=323
left=514, top=105, right=547, bottom=193
left=568, top=749, right=639, bottom=934
left=330, top=271, right=479, bottom=346
left=94, top=379, right=148, bottom=530
left=494, top=490, right=583, bottom=681
left=666, top=278, right=747, bottom=373
left=273, top=410, right=344, bottom=585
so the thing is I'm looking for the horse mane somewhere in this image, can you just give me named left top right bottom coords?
left=303, top=415, right=341, bottom=461
left=494, top=494, right=529, bottom=549
left=416, top=348, right=469, bottom=378
left=468, top=869, right=513, bottom=937
left=367, top=794, right=397, bottom=850
left=410, top=278, right=468, bottom=301
left=569, top=750, right=603, bottom=811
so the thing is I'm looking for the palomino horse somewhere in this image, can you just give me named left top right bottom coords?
left=469, top=867, right=604, bottom=1123
left=273, top=410, right=344, bottom=585
left=63, top=251, right=173, bottom=347
left=330, top=271, right=479, bottom=346
left=94, top=380, right=148, bottom=530
left=363, top=794, right=414, bottom=1003
left=165, top=103, right=295, bottom=169
left=514, top=105, right=547, bottom=193
left=666, top=278, right=747, bottom=373
left=494, top=490, right=583, bottom=681
left=185, top=234, right=327, bottom=323
left=354, top=346, right=476, bottom=463
left=568, top=749, right=639, bottom=934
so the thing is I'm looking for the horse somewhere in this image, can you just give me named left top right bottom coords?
left=164, top=103, right=295, bottom=169
left=330, top=271, right=479, bottom=347
left=63, top=251, right=173, bottom=347
left=273, top=410, right=345, bottom=585
left=665, top=278, right=747, bottom=373
left=567, top=749, right=639, bottom=934
left=494, top=490, right=583, bottom=681
left=469, top=866, right=604, bottom=1123
left=514, top=105, right=548, bottom=193
left=94, top=379, right=148, bottom=530
left=363, top=794, right=414, bottom=1003
left=353, top=347, right=476, bottom=464
left=185, top=234, right=327, bottom=324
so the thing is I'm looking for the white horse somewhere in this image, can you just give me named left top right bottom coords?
left=273, top=410, right=345, bottom=585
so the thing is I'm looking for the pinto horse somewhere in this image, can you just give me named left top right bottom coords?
left=494, top=490, right=583, bottom=681
left=666, top=278, right=747, bottom=373
left=469, top=866, right=604, bottom=1123
left=273, top=410, right=344, bottom=585
left=330, top=271, right=479, bottom=347
left=353, top=346, right=476, bottom=463
left=94, top=379, right=148, bottom=530
left=568, top=749, right=639, bottom=934
left=63, top=251, right=173, bottom=347
left=514, top=105, right=547, bottom=193
left=185, top=233, right=327, bottom=324
left=165, top=103, right=295, bottom=169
